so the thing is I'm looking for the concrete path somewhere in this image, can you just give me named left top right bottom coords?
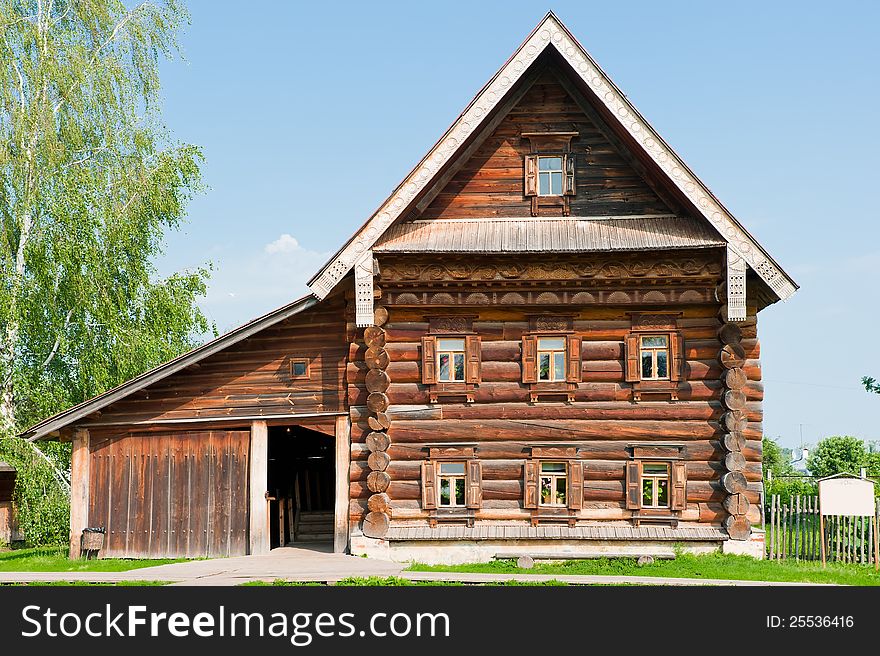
left=0, top=545, right=838, bottom=586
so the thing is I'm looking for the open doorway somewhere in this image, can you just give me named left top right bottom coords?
left=267, top=425, right=335, bottom=548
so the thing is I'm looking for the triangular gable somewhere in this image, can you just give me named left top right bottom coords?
left=308, top=12, right=797, bottom=302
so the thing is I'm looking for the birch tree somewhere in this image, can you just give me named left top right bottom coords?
left=0, top=0, right=211, bottom=436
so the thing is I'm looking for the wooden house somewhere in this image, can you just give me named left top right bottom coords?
left=23, top=13, right=796, bottom=563
left=0, top=461, right=20, bottom=544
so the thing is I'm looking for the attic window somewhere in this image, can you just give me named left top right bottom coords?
left=538, top=156, right=564, bottom=196
left=290, top=358, right=310, bottom=379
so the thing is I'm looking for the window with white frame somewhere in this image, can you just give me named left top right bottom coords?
left=436, top=338, right=466, bottom=383
left=537, top=337, right=566, bottom=382
left=640, top=334, right=669, bottom=380
left=539, top=461, right=567, bottom=506
left=537, top=156, right=564, bottom=196
left=438, top=462, right=466, bottom=507
left=641, top=462, right=669, bottom=508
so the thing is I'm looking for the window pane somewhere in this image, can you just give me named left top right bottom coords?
left=440, top=478, right=451, bottom=506
left=550, top=171, right=562, bottom=195
left=440, top=462, right=465, bottom=475
left=539, top=172, right=550, bottom=195
left=556, top=476, right=567, bottom=505
left=453, top=353, right=465, bottom=381
left=657, top=479, right=668, bottom=506
left=643, top=463, right=668, bottom=475
left=641, top=351, right=653, bottom=378
left=541, top=462, right=566, bottom=473
left=539, top=353, right=550, bottom=380
left=454, top=478, right=466, bottom=505
left=437, top=338, right=465, bottom=351
left=641, top=335, right=668, bottom=348
left=539, top=157, right=562, bottom=171
left=553, top=351, right=565, bottom=381
left=438, top=353, right=450, bottom=380
left=642, top=479, right=653, bottom=506
left=541, top=477, right=552, bottom=504
left=656, top=350, right=668, bottom=378
left=292, top=361, right=307, bottom=376
left=538, top=337, right=565, bottom=350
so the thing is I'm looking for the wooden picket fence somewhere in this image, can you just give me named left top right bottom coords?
left=767, top=494, right=880, bottom=563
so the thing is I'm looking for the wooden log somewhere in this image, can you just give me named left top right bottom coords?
left=365, top=432, right=391, bottom=453
left=717, top=323, right=743, bottom=346
left=363, top=326, right=386, bottom=348
left=722, top=432, right=746, bottom=452
left=364, top=347, right=390, bottom=371
left=366, top=392, right=389, bottom=413
left=366, top=471, right=391, bottom=493
left=367, top=416, right=389, bottom=432
left=373, top=306, right=389, bottom=327
left=365, top=369, right=391, bottom=393
left=362, top=511, right=390, bottom=538
left=723, top=368, right=747, bottom=391
left=721, top=471, right=747, bottom=494
left=724, top=452, right=746, bottom=472
left=719, top=343, right=746, bottom=369
left=721, top=411, right=748, bottom=433
left=367, top=493, right=392, bottom=513
left=722, top=390, right=746, bottom=411
left=367, top=451, right=391, bottom=472
left=724, top=514, right=751, bottom=541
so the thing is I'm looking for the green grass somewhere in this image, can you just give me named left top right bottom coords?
left=0, top=546, right=185, bottom=572
left=407, top=552, right=880, bottom=586
left=240, top=577, right=569, bottom=587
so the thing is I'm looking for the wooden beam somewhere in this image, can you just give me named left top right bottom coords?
left=68, top=427, right=90, bottom=559
left=249, top=420, right=269, bottom=555
left=334, top=415, right=351, bottom=553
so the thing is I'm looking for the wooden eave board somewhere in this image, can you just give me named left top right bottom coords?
left=308, top=12, right=797, bottom=303
left=21, top=294, right=319, bottom=442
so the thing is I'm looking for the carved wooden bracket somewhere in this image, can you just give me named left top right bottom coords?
left=726, top=245, right=747, bottom=322
left=354, top=251, right=375, bottom=328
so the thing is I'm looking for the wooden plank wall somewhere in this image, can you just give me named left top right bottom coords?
left=88, top=294, right=349, bottom=426
left=88, top=429, right=250, bottom=558
left=419, top=69, right=671, bottom=220
left=348, top=306, right=763, bottom=527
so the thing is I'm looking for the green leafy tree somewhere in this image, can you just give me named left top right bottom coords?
left=863, top=376, right=880, bottom=394
left=1, top=0, right=212, bottom=436
left=806, top=436, right=868, bottom=479
left=0, top=0, right=213, bottom=543
left=762, top=437, right=815, bottom=507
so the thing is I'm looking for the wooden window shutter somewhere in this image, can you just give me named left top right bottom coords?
left=625, top=461, right=642, bottom=510
left=563, top=153, right=576, bottom=196
left=421, top=335, right=437, bottom=385
left=466, top=460, right=483, bottom=509
left=670, top=331, right=685, bottom=382
left=523, top=460, right=539, bottom=509
left=566, top=335, right=582, bottom=383
left=624, top=333, right=640, bottom=382
left=568, top=461, right=584, bottom=510
left=421, top=461, right=437, bottom=510
left=465, top=335, right=481, bottom=384
left=524, top=155, right=538, bottom=196
left=521, top=335, right=538, bottom=384
left=671, top=461, right=687, bottom=511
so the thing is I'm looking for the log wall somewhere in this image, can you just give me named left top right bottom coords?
left=348, top=304, right=763, bottom=528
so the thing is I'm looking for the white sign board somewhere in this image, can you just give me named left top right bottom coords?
left=818, top=478, right=875, bottom=516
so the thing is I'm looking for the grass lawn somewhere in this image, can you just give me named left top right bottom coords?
left=408, top=552, right=880, bottom=586
left=0, top=546, right=185, bottom=572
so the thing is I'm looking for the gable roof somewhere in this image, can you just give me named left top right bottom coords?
left=308, top=12, right=797, bottom=302
left=22, top=294, right=317, bottom=441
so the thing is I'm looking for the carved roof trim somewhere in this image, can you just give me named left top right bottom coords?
left=308, top=12, right=797, bottom=303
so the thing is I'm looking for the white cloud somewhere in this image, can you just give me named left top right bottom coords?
left=264, top=233, right=301, bottom=254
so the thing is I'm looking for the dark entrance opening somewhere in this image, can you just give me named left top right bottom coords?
left=267, top=425, right=335, bottom=548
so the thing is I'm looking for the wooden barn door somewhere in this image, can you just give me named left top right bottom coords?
left=88, top=429, right=250, bottom=559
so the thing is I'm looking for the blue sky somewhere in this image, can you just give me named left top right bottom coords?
left=154, top=1, right=879, bottom=450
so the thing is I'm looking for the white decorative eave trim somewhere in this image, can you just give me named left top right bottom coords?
left=726, top=246, right=747, bottom=322
left=354, top=251, right=374, bottom=328
left=308, top=12, right=797, bottom=303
